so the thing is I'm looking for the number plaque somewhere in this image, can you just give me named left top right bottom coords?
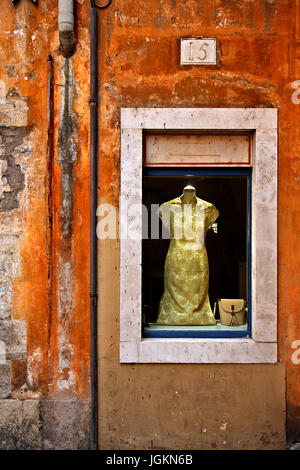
left=180, top=38, right=217, bottom=65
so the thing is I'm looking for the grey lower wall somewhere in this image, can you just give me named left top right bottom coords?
left=0, top=397, right=90, bottom=450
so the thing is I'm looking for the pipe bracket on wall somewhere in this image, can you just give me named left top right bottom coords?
left=58, top=0, right=76, bottom=58
left=91, top=0, right=112, bottom=9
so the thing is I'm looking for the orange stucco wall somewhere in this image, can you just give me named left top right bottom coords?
left=0, top=1, right=90, bottom=402
left=0, top=0, right=299, bottom=449
left=97, top=0, right=299, bottom=448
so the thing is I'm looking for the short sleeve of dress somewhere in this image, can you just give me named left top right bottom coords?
left=158, top=202, right=170, bottom=227
left=158, top=202, right=167, bottom=220
left=208, top=204, right=219, bottom=229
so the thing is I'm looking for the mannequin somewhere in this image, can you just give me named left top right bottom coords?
left=156, top=185, right=219, bottom=326
left=181, top=184, right=197, bottom=203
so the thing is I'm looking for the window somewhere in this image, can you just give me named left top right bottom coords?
left=120, top=108, right=277, bottom=363
left=142, top=165, right=251, bottom=339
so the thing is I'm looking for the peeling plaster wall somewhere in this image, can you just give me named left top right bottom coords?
left=0, top=0, right=90, bottom=449
left=0, top=0, right=298, bottom=450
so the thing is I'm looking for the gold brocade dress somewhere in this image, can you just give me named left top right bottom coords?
left=156, top=196, right=219, bottom=326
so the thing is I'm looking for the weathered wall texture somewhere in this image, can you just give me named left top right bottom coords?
left=0, top=0, right=298, bottom=450
left=97, top=0, right=299, bottom=449
left=0, top=0, right=90, bottom=449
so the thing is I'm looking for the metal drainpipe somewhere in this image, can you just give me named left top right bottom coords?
left=89, top=0, right=112, bottom=451
left=58, top=0, right=75, bottom=58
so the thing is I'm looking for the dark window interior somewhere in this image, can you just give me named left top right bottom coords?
left=142, top=172, right=249, bottom=326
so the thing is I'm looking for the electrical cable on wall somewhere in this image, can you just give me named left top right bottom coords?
left=89, top=0, right=113, bottom=450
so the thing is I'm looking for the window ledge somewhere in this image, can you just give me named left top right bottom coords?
left=120, top=338, right=277, bottom=364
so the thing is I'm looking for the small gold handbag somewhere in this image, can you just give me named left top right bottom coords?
left=218, top=299, right=246, bottom=326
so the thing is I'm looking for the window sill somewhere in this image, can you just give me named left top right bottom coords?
left=120, top=338, right=277, bottom=364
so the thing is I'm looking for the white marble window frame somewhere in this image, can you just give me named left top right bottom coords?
left=120, top=108, right=278, bottom=364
